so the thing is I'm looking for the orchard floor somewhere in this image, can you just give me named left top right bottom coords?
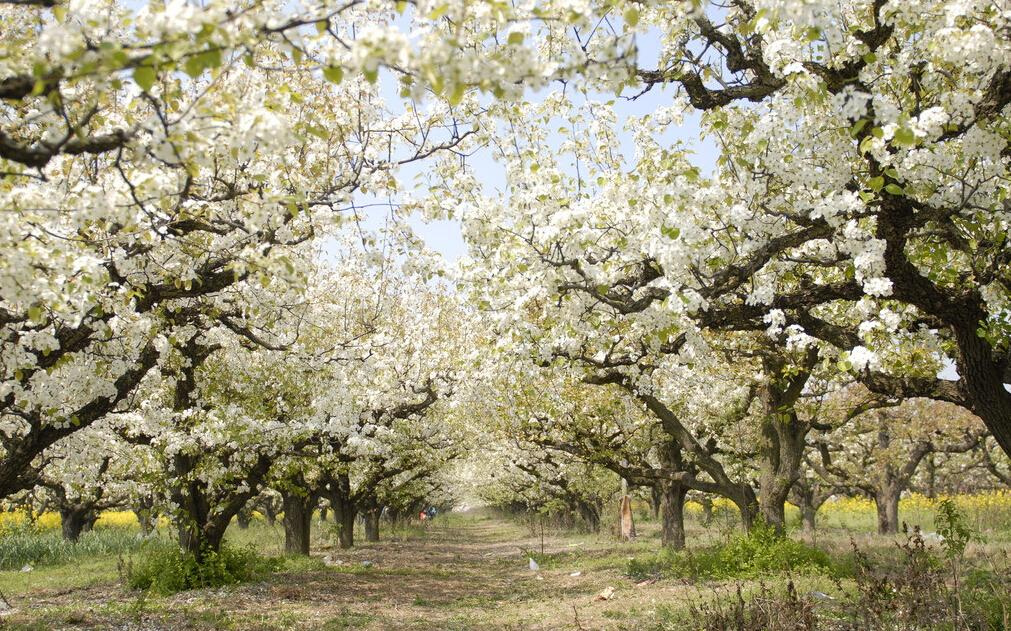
left=2, top=508, right=1008, bottom=630
left=1, top=512, right=708, bottom=630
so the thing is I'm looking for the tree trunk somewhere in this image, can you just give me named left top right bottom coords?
left=790, top=480, right=827, bottom=533
left=659, top=480, right=688, bottom=550
left=338, top=507, right=355, bottom=548
left=326, top=472, right=356, bottom=549
left=756, top=359, right=813, bottom=536
left=801, top=502, right=817, bottom=532
left=924, top=454, right=937, bottom=498
left=282, top=491, right=313, bottom=555
left=363, top=508, right=380, bottom=543
left=875, top=487, right=901, bottom=535
left=735, top=490, right=759, bottom=533
left=236, top=507, right=252, bottom=530
left=618, top=494, right=636, bottom=540
left=657, top=440, right=689, bottom=549
left=698, top=496, right=714, bottom=526
left=171, top=455, right=266, bottom=561
left=60, top=506, right=93, bottom=542
left=576, top=501, right=601, bottom=533
left=135, top=497, right=156, bottom=535
left=263, top=500, right=278, bottom=526
left=178, top=518, right=228, bottom=562
left=166, top=338, right=270, bottom=562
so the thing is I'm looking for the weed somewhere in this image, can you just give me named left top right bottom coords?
left=0, top=520, right=160, bottom=570
left=125, top=543, right=281, bottom=595
left=628, top=522, right=843, bottom=581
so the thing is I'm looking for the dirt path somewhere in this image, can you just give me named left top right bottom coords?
left=7, top=514, right=680, bottom=630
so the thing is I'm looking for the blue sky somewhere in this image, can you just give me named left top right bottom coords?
left=350, top=27, right=719, bottom=263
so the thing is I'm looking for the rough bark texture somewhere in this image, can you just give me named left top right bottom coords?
left=281, top=490, right=313, bottom=555
left=619, top=495, right=636, bottom=541
left=875, top=486, right=902, bottom=535
left=757, top=350, right=817, bottom=535
left=659, top=480, right=688, bottom=550
left=60, top=506, right=95, bottom=542
left=698, top=496, right=714, bottom=526
left=134, top=496, right=156, bottom=536
left=576, top=501, right=601, bottom=533
left=236, top=507, right=253, bottom=530
left=363, top=508, right=381, bottom=543
left=326, top=473, right=356, bottom=549
left=790, top=480, right=833, bottom=533
left=658, top=441, right=688, bottom=549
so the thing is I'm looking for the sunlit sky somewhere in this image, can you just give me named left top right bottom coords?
left=348, top=29, right=719, bottom=263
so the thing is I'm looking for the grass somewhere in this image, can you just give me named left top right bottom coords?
left=2, top=500, right=1010, bottom=630
left=125, top=543, right=283, bottom=594
left=0, top=555, right=123, bottom=596
left=627, top=522, right=848, bottom=581
left=0, top=521, right=168, bottom=571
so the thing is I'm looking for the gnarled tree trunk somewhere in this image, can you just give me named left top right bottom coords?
left=60, top=505, right=96, bottom=542
left=362, top=507, right=381, bottom=543
left=657, top=441, right=689, bottom=549
left=756, top=351, right=816, bottom=535
left=326, top=472, right=356, bottom=549
left=281, top=489, right=314, bottom=555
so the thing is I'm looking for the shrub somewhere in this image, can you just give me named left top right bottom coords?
left=628, top=522, right=843, bottom=581
left=673, top=505, right=1011, bottom=631
left=657, top=580, right=818, bottom=631
left=125, top=543, right=281, bottom=595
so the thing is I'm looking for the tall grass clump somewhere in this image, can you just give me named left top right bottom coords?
left=628, top=521, right=844, bottom=581
left=124, top=544, right=281, bottom=595
left=663, top=502, right=1011, bottom=631
left=0, top=520, right=160, bottom=570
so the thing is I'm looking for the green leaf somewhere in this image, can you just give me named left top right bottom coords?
left=862, top=52, right=877, bottom=64
left=623, top=7, right=640, bottom=26
left=893, top=127, right=916, bottom=148
left=662, top=225, right=680, bottom=239
left=507, top=31, right=525, bottom=45
left=849, top=118, right=868, bottom=137
left=184, top=55, right=204, bottom=78
left=364, top=68, right=378, bottom=84
left=323, top=65, right=344, bottom=84
left=884, top=183, right=905, bottom=196
left=133, top=66, right=156, bottom=92
left=868, top=176, right=884, bottom=192
left=448, top=82, right=466, bottom=106
left=28, top=305, right=43, bottom=322
left=884, top=167, right=899, bottom=179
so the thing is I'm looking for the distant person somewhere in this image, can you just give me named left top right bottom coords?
left=419, top=510, right=427, bottom=521
left=426, top=506, right=436, bottom=519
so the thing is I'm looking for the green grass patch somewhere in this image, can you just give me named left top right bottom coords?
left=0, top=521, right=163, bottom=570
left=125, top=543, right=282, bottom=595
left=628, top=523, right=848, bottom=581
